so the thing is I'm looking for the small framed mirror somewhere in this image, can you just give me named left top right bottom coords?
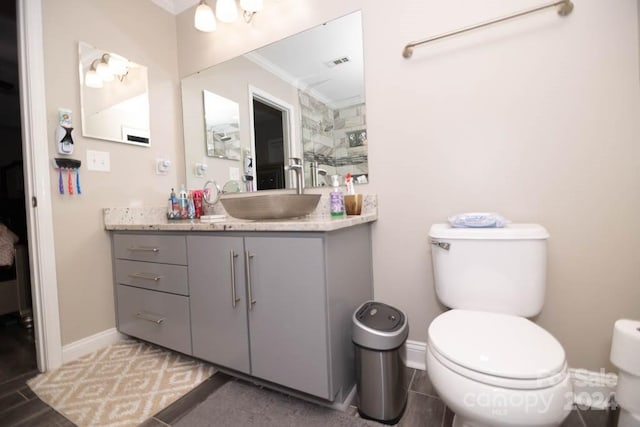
left=203, top=90, right=241, bottom=160
left=78, top=41, right=151, bottom=146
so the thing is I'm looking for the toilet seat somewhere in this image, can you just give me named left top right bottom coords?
left=428, top=309, right=567, bottom=390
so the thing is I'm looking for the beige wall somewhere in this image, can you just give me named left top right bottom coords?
left=40, top=0, right=640, bottom=371
left=177, top=0, right=640, bottom=371
left=42, top=0, right=182, bottom=345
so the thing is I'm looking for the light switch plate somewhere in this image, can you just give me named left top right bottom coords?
left=86, top=150, right=110, bottom=172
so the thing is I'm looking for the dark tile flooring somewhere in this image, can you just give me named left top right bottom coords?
left=0, top=326, right=620, bottom=426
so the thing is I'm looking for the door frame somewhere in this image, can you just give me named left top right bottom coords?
left=17, top=0, right=63, bottom=371
left=247, top=85, right=297, bottom=189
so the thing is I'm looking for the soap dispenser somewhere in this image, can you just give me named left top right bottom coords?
left=329, top=175, right=345, bottom=217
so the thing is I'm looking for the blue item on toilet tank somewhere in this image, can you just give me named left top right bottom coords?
left=448, top=212, right=509, bottom=228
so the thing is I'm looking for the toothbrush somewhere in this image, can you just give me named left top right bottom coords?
left=76, top=168, right=82, bottom=194
left=58, top=168, right=64, bottom=195
left=67, top=168, right=73, bottom=195
left=345, top=173, right=355, bottom=195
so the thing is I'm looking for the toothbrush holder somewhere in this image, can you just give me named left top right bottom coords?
left=344, top=194, right=363, bottom=215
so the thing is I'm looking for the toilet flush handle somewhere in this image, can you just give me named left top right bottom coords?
left=431, top=240, right=450, bottom=250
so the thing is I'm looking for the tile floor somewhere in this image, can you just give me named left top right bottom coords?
left=0, top=325, right=620, bottom=426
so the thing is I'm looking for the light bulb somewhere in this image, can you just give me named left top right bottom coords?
left=95, top=61, right=114, bottom=82
left=240, top=0, right=263, bottom=13
left=105, top=53, right=129, bottom=76
left=85, top=70, right=103, bottom=88
left=195, top=1, right=217, bottom=32
left=216, top=0, right=238, bottom=23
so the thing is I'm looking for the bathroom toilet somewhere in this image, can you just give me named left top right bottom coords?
left=427, top=223, right=572, bottom=427
left=610, top=318, right=640, bottom=427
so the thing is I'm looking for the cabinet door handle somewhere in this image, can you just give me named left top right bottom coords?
left=135, top=311, right=165, bottom=324
left=230, top=250, right=241, bottom=308
left=128, top=272, right=162, bottom=282
left=245, top=251, right=256, bottom=310
left=128, top=246, right=160, bottom=253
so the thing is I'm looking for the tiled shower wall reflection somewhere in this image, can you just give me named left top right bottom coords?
left=299, top=90, right=368, bottom=187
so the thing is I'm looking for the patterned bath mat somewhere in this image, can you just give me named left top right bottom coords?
left=27, top=339, right=215, bottom=426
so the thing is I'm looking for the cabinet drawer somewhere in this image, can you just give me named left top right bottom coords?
left=113, top=234, right=187, bottom=265
left=115, top=260, right=188, bottom=296
left=116, top=284, right=192, bottom=355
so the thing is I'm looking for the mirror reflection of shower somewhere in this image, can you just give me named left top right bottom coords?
left=203, top=90, right=241, bottom=160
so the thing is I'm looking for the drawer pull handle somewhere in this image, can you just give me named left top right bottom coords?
left=230, top=250, right=240, bottom=308
left=128, top=273, right=162, bottom=282
left=128, top=246, right=160, bottom=253
left=135, top=312, right=165, bottom=324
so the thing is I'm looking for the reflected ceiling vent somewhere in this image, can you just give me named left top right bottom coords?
left=325, top=56, right=350, bottom=68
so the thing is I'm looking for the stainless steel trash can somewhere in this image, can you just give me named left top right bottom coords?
left=352, top=301, right=409, bottom=424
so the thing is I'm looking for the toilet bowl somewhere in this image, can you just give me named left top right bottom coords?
left=427, top=310, right=572, bottom=427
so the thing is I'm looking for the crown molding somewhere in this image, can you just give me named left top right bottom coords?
left=149, top=0, right=198, bottom=15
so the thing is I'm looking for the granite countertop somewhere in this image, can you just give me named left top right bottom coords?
left=104, top=194, right=377, bottom=232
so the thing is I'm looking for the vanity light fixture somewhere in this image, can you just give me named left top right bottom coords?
left=95, top=58, right=114, bottom=82
left=104, top=53, right=129, bottom=77
left=85, top=61, right=103, bottom=88
left=194, top=0, right=264, bottom=32
left=84, top=53, right=130, bottom=88
left=194, top=0, right=216, bottom=32
left=216, top=0, right=238, bottom=23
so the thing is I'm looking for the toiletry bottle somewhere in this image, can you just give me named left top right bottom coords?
left=330, top=175, right=345, bottom=217
left=179, top=185, right=188, bottom=219
left=193, top=190, right=203, bottom=219
left=187, top=191, right=195, bottom=219
left=167, top=190, right=175, bottom=219
left=169, top=188, right=179, bottom=219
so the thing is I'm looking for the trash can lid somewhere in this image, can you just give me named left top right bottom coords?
left=355, top=301, right=405, bottom=332
left=352, top=301, right=409, bottom=350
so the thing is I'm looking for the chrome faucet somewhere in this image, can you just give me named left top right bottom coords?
left=288, top=157, right=304, bottom=194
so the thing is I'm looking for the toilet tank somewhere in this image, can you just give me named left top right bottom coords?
left=429, top=223, right=549, bottom=317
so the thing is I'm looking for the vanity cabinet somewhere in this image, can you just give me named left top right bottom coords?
left=110, top=224, right=372, bottom=403
left=112, top=234, right=192, bottom=355
left=187, top=225, right=372, bottom=402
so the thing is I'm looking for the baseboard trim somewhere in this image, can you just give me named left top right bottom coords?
left=62, top=328, right=126, bottom=364
left=403, top=340, right=426, bottom=371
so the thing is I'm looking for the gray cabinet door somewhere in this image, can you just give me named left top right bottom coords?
left=188, top=235, right=250, bottom=373
left=245, top=235, right=330, bottom=399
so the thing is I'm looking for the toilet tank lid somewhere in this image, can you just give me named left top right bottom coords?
left=429, top=223, right=549, bottom=240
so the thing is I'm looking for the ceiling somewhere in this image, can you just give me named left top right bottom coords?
left=149, top=0, right=199, bottom=15
left=245, top=11, right=364, bottom=107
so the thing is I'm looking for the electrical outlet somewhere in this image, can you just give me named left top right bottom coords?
left=86, top=150, right=110, bottom=172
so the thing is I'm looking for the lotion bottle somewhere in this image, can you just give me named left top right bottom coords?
left=179, top=185, right=188, bottom=219
left=330, top=175, right=345, bottom=217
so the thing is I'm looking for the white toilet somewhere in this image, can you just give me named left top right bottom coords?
left=610, top=318, right=640, bottom=427
left=427, top=223, right=573, bottom=427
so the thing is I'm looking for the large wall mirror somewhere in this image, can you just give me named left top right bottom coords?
left=182, top=11, right=367, bottom=191
left=78, top=42, right=151, bottom=146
